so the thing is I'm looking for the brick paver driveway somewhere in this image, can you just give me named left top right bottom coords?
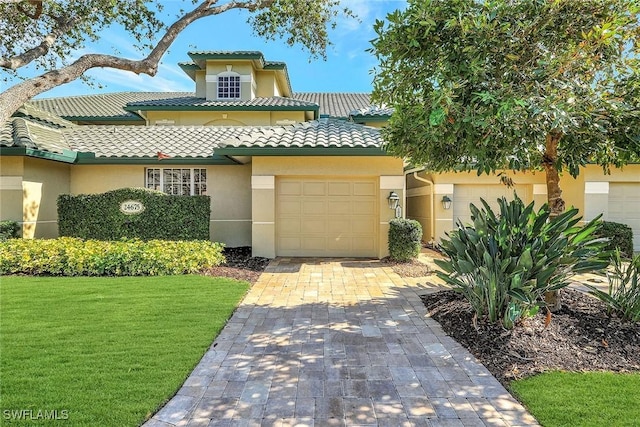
left=145, top=258, right=538, bottom=427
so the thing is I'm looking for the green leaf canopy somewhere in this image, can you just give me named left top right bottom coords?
left=370, top=0, right=640, bottom=177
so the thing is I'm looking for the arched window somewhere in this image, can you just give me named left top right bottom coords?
left=217, top=71, right=241, bottom=99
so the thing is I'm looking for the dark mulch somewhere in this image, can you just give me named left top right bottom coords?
left=201, top=246, right=270, bottom=284
left=422, top=288, right=640, bottom=387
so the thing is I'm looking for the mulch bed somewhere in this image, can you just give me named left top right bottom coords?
left=422, top=288, right=640, bottom=387
left=201, top=246, right=270, bottom=284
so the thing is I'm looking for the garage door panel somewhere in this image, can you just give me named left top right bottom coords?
left=303, top=200, right=327, bottom=215
left=303, top=181, right=326, bottom=196
left=328, top=218, right=350, bottom=233
left=327, top=201, right=350, bottom=214
left=353, top=182, right=376, bottom=196
left=279, top=237, right=301, bottom=251
left=278, top=218, right=301, bottom=233
left=302, top=218, right=326, bottom=233
left=302, top=237, right=326, bottom=251
left=279, top=200, right=301, bottom=215
left=277, top=177, right=378, bottom=257
left=328, top=182, right=351, bottom=196
left=279, top=181, right=302, bottom=196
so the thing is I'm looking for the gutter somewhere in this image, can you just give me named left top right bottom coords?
left=404, top=166, right=435, bottom=243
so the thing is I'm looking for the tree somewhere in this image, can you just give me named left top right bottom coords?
left=370, top=0, right=640, bottom=218
left=0, top=0, right=352, bottom=124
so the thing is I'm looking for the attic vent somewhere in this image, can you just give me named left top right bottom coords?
left=154, top=119, right=175, bottom=126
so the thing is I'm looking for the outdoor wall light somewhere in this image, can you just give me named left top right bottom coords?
left=441, top=195, right=452, bottom=210
left=387, top=191, right=400, bottom=210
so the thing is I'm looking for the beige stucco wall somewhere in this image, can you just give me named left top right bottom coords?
left=251, top=156, right=405, bottom=258
left=70, top=164, right=251, bottom=247
left=21, top=158, right=70, bottom=238
left=0, top=157, right=25, bottom=233
left=406, top=166, right=640, bottom=243
left=146, top=110, right=306, bottom=126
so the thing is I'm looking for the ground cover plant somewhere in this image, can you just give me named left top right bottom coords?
left=0, top=275, right=249, bottom=426
left=0, top=237, right=224, bottom=276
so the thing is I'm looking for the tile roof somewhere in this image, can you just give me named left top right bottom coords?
left=293, top=93, right=372, bottom=118
left=220, top=118, right=384, bottom=150
left=61, top=125, right=261, bottom=158
left=1, top=116, right=385, bottom=159
left=30, top=92, right=192, bottom=120
left=1, top=117, right=72, bottom=154
left=349, top=105, right=394, bottom=118
left=125, top=96, right=318, bottom=110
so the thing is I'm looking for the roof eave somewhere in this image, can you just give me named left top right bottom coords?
left=214, top=147, right=388, bottom=156
left=122, top=105, right=320, bottom=113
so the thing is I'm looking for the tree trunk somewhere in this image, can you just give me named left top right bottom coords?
left=543, top=131, right=565, bottom=312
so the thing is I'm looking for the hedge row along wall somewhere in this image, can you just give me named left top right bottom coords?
left=58, top=188, right=210, bottom=240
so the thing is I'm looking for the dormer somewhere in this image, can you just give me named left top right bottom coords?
left=179, top=51, right=293, bottom=101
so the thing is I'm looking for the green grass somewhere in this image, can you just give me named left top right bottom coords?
left=0, top=275, right=249, bottom=426
left=511, top=371, right=640, bottom=427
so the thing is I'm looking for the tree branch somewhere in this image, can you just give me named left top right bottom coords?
left=0, top=0, right=270, bottom=124
left=0, top=13, right=86, bottom=70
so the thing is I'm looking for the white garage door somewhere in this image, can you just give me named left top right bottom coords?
left=276, top=177, right=378, bottom=257
left=609, top=183, right=640, bottom=252
left=453, top=184, right=532, bottom=227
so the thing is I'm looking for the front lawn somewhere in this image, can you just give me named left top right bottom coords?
left=0, top=275, right=249, bottom=426
left=511, top=372, right=640, bottom=427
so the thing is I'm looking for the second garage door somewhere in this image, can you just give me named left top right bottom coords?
left=609, top=183, right=640, bottom=252
left=276, top=177, right=378, bottom=257
left=453, top=184, right=533, bottom=227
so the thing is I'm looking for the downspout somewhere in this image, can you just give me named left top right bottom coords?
left=404, top=167, right=435, bottom=243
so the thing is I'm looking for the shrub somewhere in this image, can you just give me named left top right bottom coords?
left=586, top=250, right=640, bottom=322
left=0, top=220, right=20, bottom=240
left=58, top=188, right=210, bottom=241
left=435, top=196, right=608, bottom=329
left=389, top=218, right=423, bottom=262
left=0, top=238, right=225, bottom=276
left=595, top=221, right=634, bottom=259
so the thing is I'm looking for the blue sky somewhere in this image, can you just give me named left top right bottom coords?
left=21, top=0, right=407, bottom=99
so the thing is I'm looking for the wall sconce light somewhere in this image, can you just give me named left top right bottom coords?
left=387, top=191, right=400, bottom=210
left=441, top=195, right=452, bottom=210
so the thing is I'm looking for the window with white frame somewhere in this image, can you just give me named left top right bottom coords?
left=145, top=168, right=207, bottom=196
left=217, top=74, right=241, bottom=99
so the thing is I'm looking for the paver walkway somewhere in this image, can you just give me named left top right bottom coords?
left=144, top=258, right=539, bottom=427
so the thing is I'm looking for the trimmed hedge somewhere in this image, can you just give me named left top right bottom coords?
left=596, top=221, right=634, bottom=259
left=389, top=218, right=423, bottom=262
left=0, top=220, right=20, bottom=240
left=58, top=188, right=210, bottom=241
left=0, top=237, right=225, bottom=276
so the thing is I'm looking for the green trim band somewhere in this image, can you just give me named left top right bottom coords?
left=123, top=104, right=319, bottom=114
left=0, top=147, right=77, bottom=163
left=351, top=115, right=390, bottom=123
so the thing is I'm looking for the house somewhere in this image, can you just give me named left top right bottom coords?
left=1, top=50, right=638, bottom=255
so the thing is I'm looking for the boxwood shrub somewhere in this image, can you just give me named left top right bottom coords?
left=388, top=218, right=423, bottom=262
left=0, top=237, right=225, bottom=276
left=595, top=221, right=634, bottom=259
left=58, top=188, right=210, bottom=241
left=0, top=220, right=20, bottom=240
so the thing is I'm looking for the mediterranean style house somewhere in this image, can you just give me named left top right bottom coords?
left=1, top=51, right=639, bottom=255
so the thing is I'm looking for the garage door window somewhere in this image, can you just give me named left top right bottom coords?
left=145, top=168, right=207, bottom=195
